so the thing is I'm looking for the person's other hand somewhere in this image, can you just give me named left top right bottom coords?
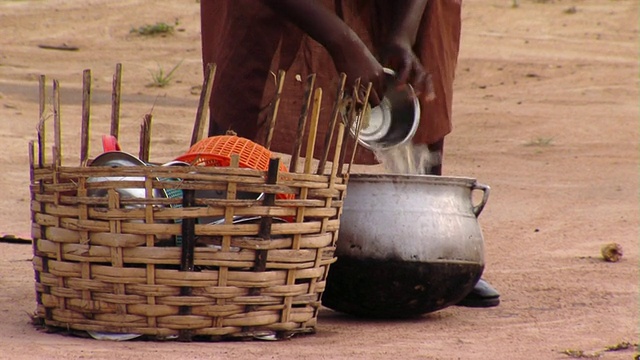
left=379, top=40, right=429, bottom=97
left=331, top=42, right=385, bottom=106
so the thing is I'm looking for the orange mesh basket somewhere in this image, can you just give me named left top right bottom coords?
left=175, top=135, right=293, bottom=199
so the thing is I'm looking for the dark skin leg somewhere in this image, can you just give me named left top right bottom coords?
left=426, top=139, right=443, bottom=175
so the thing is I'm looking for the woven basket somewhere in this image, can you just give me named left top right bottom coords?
left=29, top=66, right=360, bottom=341
left=30, top=160, right=347, bottom=340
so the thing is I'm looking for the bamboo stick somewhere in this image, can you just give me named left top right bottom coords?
left=348, top=82, right=372, bottom=174
left=139, top=114, right=152, bottom=163
left=180, top=189, right=196, bottom=272
left=304, top=88, right=322, bottom=174
left=28, top=141, right=35, bottom=183
left=317, top=73, right=346, bottom=175
left=289, top=74, right=316, bottom=173
left=285, top=89, right=323, bottom=316
left=222, top=154, right=240, bottom=249
left=191, top=63, right=217, bottom=146
left=110, top=63, right=122, bottom=139
left=243, top=158, right=281, bottom=317
left=80, top=69, right=91, bottom=165
left=337, top=78, right=360, bottom=174
left=52, top=79, right=61, bottom=168
left=256, top=157, right=280, bottom=270
left=178, top=183, right=195, bottom=341
left=37, top=75, right=46, bottom=167
left=331, top=122, right=346, bottom=177
left=264, top=70, right=286, bottom=149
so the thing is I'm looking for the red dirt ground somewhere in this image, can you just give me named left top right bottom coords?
left=0, top=0, right=637, bottom=359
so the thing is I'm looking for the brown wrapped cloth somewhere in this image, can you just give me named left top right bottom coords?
left=200, top=0, right=461, bottom=164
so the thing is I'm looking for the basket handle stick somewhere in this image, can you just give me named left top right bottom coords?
left=304, top=88, right=322, bottom=174
left=338, top=78, right=360, bottom=174
left=180, top=188, right=196, bottom=272
left=245, top=157, right=281, bottom=314
left=28, top=141, right=35, bottom=183
left=191, top=63, right=217, bottom=146
left=317, top=73, right=346, bottom=175
left=37, top=75, right=46, bottom=167
left=264, top=69, right=286, bottom=150
left=179, top=184, right=196, bottom=343
left=256, top=158, right=280, bottom=266
left=110, top=63, right=122, bottom=139
left=52, top=79, right=61, bottom=168
left=139, top=114, right=152, bottom=163
left=80, top=69, right=91, bottom=165
left=347, top=81, right=371, bottom=174
left=289, top=73, right=316, bottom=173
left=330, top=121, right=346, bottom=177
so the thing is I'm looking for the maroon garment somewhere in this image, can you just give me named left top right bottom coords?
left=200, top=0, right=461, bottom=164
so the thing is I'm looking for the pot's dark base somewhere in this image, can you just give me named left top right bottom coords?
left=322, top=256, right=483, bottom=318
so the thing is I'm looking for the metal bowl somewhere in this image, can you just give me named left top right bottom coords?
left=351, top=69, right=420, bottom=150
left=87, top=151, right=167, bottom=199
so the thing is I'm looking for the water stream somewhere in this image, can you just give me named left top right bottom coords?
left=372, top=142, right=440, bottom=175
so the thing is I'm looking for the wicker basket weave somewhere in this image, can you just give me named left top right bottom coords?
left=30, top=158, right=346, bottom=340
left=29, top=66, right=361, bottom=341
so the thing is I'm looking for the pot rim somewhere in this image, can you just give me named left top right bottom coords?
left=348, top=172, right=479, bottom=187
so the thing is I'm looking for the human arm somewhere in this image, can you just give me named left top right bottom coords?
left=378, top=0, right=430, bottom=95
left=260, top=0, right=384, bottom=104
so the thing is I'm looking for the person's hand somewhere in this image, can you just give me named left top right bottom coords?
left=330, top=40, right=385, bottom=107
left=258, top=0, right=386, bottom=106
left=379, top=39, right=430, bottom=97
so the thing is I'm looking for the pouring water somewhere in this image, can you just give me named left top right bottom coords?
left=373, top=142, right=441, bottom=175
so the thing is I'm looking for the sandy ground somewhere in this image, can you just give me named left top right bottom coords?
left=0, top=0, right=638, bottom=359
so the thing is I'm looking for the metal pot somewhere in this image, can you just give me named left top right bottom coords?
left=322, top=173, right=490, bottom=318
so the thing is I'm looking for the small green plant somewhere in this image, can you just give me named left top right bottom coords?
left=147, top=60, right=183, bottom=88
left=560, top=342, right=637, bottom=358
left=524, top=137, right=554, bottom=147
left=561, top=349, right=602, bottom=358
left=604, top=342, right=634, bottom=351
left=130, top=21, right=175, bottom=36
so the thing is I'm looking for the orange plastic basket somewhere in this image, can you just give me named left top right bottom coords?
left=175, top=135, right=293, bottom=199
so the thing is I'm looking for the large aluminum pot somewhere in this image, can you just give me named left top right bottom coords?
left=322, top=173, right=490, bottom=318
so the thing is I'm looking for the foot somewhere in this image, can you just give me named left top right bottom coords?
left=455, top=279, right=500, bottom=308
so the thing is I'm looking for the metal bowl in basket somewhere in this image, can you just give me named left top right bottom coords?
left=87, top=151, right=167, bottom=199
